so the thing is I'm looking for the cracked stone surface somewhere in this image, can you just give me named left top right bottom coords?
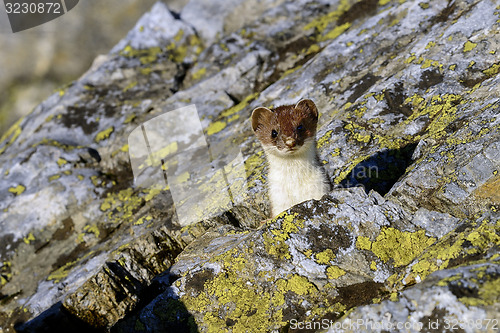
left=0, top=0, right=499, bottom=332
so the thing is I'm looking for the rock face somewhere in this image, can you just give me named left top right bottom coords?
left=0, top=0, right=176, bottom=136
left=0, top=0, right=499, bottom=332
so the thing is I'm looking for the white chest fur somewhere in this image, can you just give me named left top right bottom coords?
left=265, top=144, right=329, bottom=216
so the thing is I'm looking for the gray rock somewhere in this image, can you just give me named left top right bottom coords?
left=1, top=0, right=499, bottom=331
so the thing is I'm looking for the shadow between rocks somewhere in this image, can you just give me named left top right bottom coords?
left=339, top=143, right=417, bottom=196
left=14, top=302, right=102, bottom=333
left=110, top=272, right=199, bottom=333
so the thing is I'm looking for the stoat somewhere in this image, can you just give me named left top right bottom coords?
left=251, top=99, right=331, bottom=217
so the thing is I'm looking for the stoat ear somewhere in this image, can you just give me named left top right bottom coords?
left=251, top=107, right=273, bottom=132
left=295, top=99, right=318, bottom=119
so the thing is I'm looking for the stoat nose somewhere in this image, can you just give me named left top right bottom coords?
left=285, top=138, right=296, bottom=148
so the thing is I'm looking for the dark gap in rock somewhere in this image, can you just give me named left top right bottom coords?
left=105, top=261, right=143, bottom=296
left=110, top=270, right=200, bottom=333
left=418, top=69, right=444, bottom=90
left=432, top=0, right=457, bottom=24
left=339, top=142, right=418, bottom=196
left=171, top=62, right=191, bottom=93
left=335, top=281, right=387, bottom=309
left=169, top=10, right=181, bottom=20
left=420, top=308, right=455, bottom=333
left=346, top=73, right=380, bottom=104
left=225, top=90, right=241, bottom=105
left=448, top=280, right=479, bottom=299
left=224, top=210, right=242, bottom=229
left=337, top=0, right=378, bottom=25
left=379, top=82, right=413, bottom=117
left=14, top=302, right=103, bottom=333
left=87, top=147, right=101, bottom=162
left=266, top=35, right=321, bottom=87
left=51, top=243, right=89, bottom=272
left=447, top=252, right=485, bottom=269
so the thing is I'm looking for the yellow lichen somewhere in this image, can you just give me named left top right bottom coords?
left=483, top=63, right=500, bottom=76
left=326, top=265, right=346, bottom=279
left=191, top=67, right=207, bottom=81
left=315, top=249, right=336, bottom=264
left=459, top=278, right=500, bottom=307
left=49, top=174, right=61, bottom=181
left=303, top=0, right=351, bottom=35
left=8, top=185, right=25, bottom=196
left=94, top=126, right=114, bottom=143
left=425, top=41, right=435, bottom=49
left=57, top=158, right=67, bottom=166
left=323, top=22, right=352, bottom=41
left=0, top=116, right=24, bottom=155
left=358, top=228, right=436, bottom=267
left=183, top=269, right=286, bottom=333
left=206, top=121, right=226, bottom=136
left=83, top=224, right=100, bottom=239
left=277, top=274, right=317, bottom=295
left=264, top=213, right=302, bottom=260
left=318, top=130, right=333, bottom=149
left=23, top=232, right=35, bottom=245
left=463, top=41, right=477, bottom=52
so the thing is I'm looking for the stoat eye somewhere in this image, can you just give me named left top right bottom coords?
left=271, top=129, right=278, bottom=138
left=297, top=124, right=304, bottom=131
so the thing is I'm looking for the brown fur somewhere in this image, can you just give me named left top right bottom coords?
left=251, top=99, right=318, bottom=154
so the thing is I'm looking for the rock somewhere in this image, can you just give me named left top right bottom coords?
left=0, top=0, right=499, bottom=332
left=330, top=243, right=500, bottom=333
left=0, top=0, right=169, bottom=136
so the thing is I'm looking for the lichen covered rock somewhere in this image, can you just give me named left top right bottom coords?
left=0, top=0, right=499, bottom=332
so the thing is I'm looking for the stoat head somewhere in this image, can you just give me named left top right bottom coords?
left=251, top=99, right=318, bottom=157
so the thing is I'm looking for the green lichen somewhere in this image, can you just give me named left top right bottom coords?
left=326, top=265, right=346, bottom=279
left=83, top=224, right=100, bottom=239
left=0, top=116, right=24, bottom=155
left=8, top=184, right=25, bottom=196
left=317, top=130, right=333, bottom=149
left=23, top=232, right=35, bottom=245
left=120, top=45, right=162, bottom=65
left=459, top=278, right=500, bottom=307
left=405, top=219, right=500, bottom=286
left=483, top=63, right=500, bottom=76
left=304, top=0, right=351, bottom=39
left=94, top=126, right=114, bottom=143
left=206, top=121, right=227, bottom=136
left=357, top=228, right=436, bottom=267
left=316, top=249, right=336, bottom=264
left=264, top=212, right=303, bottom=260
left=277, top=274, right=317, bottom=295
left=463, top=41, right=477, bottom=52
left=191, top=67, right=207, bottom=81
